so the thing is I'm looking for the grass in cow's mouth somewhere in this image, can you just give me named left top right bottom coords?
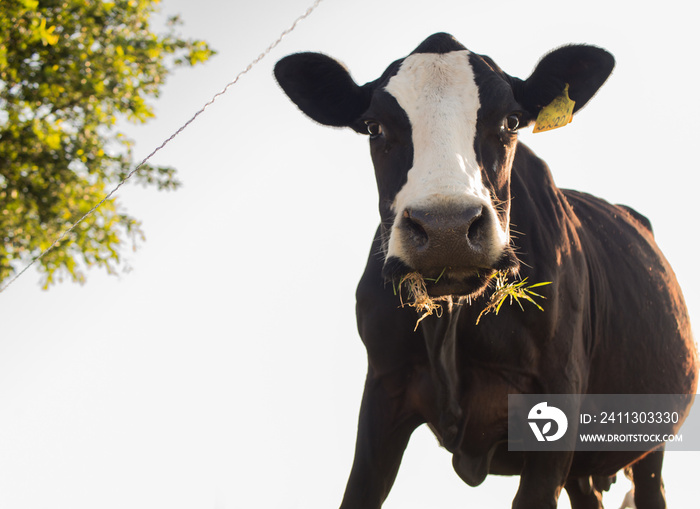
left=475, top=272, right=552, bottom=325
left=393, top=269, right=449, bottom=330
left=394, top=269, right=551, bottom=328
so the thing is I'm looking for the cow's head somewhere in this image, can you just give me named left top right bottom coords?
left=275, top=33, right=613, bottom=298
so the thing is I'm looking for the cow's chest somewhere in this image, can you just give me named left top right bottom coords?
left=415, top=308, right=542, bottom=450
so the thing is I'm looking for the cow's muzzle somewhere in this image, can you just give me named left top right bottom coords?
left=383, top=204, right=518, bottom=297
left=400, top=205, right=491, bottom=268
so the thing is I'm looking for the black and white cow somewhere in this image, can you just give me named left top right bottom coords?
left=274, top=33, right=698, bottom=509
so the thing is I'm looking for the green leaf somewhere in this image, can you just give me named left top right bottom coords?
left=476, top=272, right=552, bottom=325
left=21, top=0, right=39, bottom=10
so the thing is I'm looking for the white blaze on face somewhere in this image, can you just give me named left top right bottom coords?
left=384, top=50, right=508, bottom=262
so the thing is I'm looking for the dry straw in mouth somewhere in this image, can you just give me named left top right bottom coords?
left=393, top=270, right=448, bottom=330
left=394, top=269, right=551, bottom=329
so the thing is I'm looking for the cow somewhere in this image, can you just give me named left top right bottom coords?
left=273, top=33, right=698, bottom=509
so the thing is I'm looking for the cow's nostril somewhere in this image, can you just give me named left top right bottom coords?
left=466, top=208, right=487, bottom=244
left=402, top=209, right=429, bottom=248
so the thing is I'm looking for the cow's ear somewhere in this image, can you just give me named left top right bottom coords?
left=516, top=45, right=615, bottom=118
left=274, top=52, right=371, bottom=131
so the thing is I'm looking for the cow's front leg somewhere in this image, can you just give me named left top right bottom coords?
left=631, top=448, right=665, bottom=509
left=512, top=451, right=574, bottom=509
left=339, top=368, right=423, bottom=509
left=564, top=477, right=604, bottom=509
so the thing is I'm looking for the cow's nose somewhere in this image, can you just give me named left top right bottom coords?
left=399, top=205, right=490, bottom=269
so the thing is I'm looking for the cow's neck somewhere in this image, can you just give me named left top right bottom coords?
left=508, top=142, right=582, bottom=282
left=419, top=303, right=465, bottom=451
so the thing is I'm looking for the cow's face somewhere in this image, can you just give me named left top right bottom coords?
left=275, top=33, right=613, bottom=298
left=363, top=46, right=521, bottom=296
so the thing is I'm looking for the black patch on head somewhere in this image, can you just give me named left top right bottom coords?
left=411, top=32, right=467, bottom=55
left=363, top=88, right=414, bottom=222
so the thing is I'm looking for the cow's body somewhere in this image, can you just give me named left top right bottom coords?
left=274, top=34, right=698, bottom=509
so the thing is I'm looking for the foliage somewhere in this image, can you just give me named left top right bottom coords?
left=0, top=0, right=214, bottom=287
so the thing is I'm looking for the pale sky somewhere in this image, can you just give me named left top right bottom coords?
left=1, top=1, right=699, bottom=508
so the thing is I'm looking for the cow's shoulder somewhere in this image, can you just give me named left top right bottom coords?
left=615, top=204, right=654, bottom=235
left=562, top=189, right=653, bottom=239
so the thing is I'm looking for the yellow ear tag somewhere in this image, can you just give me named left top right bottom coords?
left=533, top=84, right=576, bottom=134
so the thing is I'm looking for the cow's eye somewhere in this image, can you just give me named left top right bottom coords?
left=365, top=121, right=383, bottom=138
left=504, top=114, right=521, bottom=132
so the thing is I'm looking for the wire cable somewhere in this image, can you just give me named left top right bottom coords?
left=0, top=0, right=325, bottom=294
